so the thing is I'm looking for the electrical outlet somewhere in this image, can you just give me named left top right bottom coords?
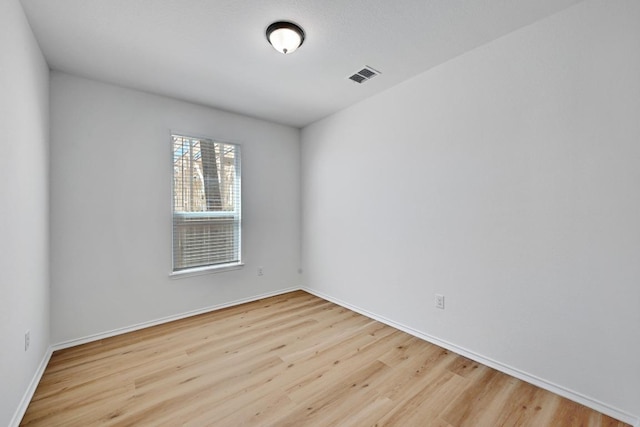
left=435, top=294, right=445, bottom=310
left=25, top=330, right=30, bottom=352
left=257, top=266, right=264, bottom=276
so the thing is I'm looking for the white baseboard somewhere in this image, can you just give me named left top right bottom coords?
left=301, top=287, right=639, bottom=426
left=10, top=346, right=53, bottom=427
left=15, top=286, right=638, bottom=427
left=52, top=286, right=300, bottom=351
left=12, top=286, right=298, bottom=426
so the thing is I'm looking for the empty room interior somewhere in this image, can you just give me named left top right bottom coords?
left=1, top=0, right=639, bottom=425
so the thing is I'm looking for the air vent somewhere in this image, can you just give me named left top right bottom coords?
left=358, top=68, right=376, bottom=79
left=349, top=74, right=366, bottom=84
left=348, top=65, right=380, bottom=84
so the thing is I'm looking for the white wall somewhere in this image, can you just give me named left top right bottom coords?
left=0, top=0, right=50, bottom=425
left=50, top=72, right=301, bottom=343
left=302, top=0, right=640, bottom=420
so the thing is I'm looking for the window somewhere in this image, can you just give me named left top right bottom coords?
left=172, top=134, right=241, bottom=273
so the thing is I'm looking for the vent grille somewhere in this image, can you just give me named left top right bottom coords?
left=358, top=68, right=376, bottom=79
left=348, top=65, right=380, bottom=84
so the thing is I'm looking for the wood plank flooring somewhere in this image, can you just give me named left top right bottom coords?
left=21, top=291, right=629, bottom=426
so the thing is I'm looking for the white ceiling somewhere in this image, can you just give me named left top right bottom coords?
left=20, top=0, right=582, bottom=128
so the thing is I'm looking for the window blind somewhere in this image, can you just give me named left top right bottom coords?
left=172, top=135, right=241, bottom=272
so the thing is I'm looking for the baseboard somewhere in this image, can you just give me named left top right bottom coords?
left=12, top=287, right=299, bottom=426
left=52, top=286, right=300, bottom=351
left=10, top=346, right=53, bottom=427
left=302, top=287, right=639, bottom=426
left=18, top=286, right=638, bottom=426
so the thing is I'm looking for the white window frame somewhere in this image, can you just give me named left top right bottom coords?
left=170, top=133, right=243, bottom=278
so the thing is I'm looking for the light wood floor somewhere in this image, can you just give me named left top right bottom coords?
left=22, top=291, right=628, bottom=426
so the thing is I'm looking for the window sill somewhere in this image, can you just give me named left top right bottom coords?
left=170, top=262, right=245, bottom=279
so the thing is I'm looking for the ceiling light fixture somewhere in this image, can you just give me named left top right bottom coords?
left=266, top=21, right=305, bottom=54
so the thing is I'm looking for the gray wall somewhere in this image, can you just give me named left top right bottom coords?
left=0, top=0, right=50, bottom=425
left=302, top=0, right=640, bottom=419
left=50, top=72, right=302, bottom=343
